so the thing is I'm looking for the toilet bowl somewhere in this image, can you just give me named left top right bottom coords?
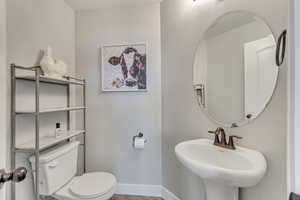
left=29, top=142, right=116, bottom=200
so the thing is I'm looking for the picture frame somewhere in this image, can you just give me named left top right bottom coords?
left=101, top=43, right=147, bottom=92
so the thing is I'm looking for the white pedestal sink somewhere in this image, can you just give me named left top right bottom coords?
left=175, top=139, right=267, bottom=200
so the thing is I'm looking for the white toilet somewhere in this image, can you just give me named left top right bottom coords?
left=29, top=141, right=117, bottom=200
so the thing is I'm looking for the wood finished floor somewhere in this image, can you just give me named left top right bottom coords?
left=111, top=195, right=163, bottom=200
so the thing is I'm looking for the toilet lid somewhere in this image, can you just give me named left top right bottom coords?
left=69, top=172, right=116, bottom=199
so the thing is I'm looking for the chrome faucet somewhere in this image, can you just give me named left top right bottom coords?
left=208, top=127, right=242, bottom=150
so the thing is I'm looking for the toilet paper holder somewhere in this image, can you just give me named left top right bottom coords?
left=133, top=132, right=147, bottom=145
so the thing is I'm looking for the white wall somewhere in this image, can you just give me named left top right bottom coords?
left=7, top=0, right=75, bottom=200
left=75, top=3, right=162, bottom=185
left=0, top=0, right=7, bottom=199
left=161, top=0, right=287, bottom=200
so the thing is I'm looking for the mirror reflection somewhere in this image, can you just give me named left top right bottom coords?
left=193, top=12, right=278, bottom=127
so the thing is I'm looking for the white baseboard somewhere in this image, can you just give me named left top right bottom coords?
left=116, top=183, right=162, bottom=197
left=161, top=186, right=181, bottom=200
left=116, top=184, right=181, bottom=200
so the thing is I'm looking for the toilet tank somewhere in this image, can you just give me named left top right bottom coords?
left=29, top=141, right=80, bottom=196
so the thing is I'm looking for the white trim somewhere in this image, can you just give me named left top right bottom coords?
left=161, top=186, right=181, bottom=200
left=0, top=0, right=7, bottom=199
left=287, top=0, right=295, bottom=196
left=115, top=184, right=181, bottom=200
left=116, top=183, right=162, bottom=197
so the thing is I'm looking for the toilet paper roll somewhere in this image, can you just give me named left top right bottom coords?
left=134, top=137, right=145, bottom=149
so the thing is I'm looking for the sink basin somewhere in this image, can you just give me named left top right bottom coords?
left=175, top=139, right=267, bottom=200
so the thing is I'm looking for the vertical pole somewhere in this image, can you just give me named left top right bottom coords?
left=83, top=79, right=86, bottom=173
left=66, top=77, right=70, bottom=131
left=35, top=67, right=40, bottom=200
left=10, top=64, right=16, bottom=200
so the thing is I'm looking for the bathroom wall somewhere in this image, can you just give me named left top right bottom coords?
left=0, top=0, right=7, bottom=199
left=7, top=0, right=75, bottom=200
left=75, top=3, right=162, bottom=185
left=161, top=0, right=287, bottom=200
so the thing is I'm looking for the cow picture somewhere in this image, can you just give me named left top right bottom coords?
left=101, top=44, right=147, bottom=91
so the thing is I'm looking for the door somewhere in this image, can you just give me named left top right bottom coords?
left=244, top=35, right=278, bottom=120
left=0, top=73, right=7, bottom=200
left=0, top=0, right=7, bottom=199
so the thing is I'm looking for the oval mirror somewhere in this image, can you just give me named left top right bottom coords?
left=193, top=11, right=278, bottom=127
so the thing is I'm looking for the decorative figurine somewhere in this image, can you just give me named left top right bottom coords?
left=40, top=46, right=68, bottom=79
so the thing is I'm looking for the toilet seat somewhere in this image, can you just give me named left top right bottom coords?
left=69, top=172, right=117, bottom=199
left=54, top=172, right=117, bottom=200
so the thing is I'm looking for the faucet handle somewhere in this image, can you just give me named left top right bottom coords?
left=208, top=130, right=217, bottom=134
left=228, top=135, right=243, bottom=149
left=208, top=130, right=220, bottom=144
left=229, top=135, right=243, bottom=139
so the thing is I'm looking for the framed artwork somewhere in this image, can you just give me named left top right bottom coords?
left=101, top=43, right=147, bottom=92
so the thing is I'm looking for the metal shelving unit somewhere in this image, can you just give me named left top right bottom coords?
left=10, top=64, right=87, bottom=200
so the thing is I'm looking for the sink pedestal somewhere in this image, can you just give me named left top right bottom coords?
left=204, top=180, right=238, bottom=200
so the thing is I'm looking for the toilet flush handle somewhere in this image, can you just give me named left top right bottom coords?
left=48, top=161, right=59, bottom=169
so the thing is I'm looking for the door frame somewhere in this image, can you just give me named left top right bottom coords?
left=288, top=0, right=300, bottom=196
left=0, top=0, right=7, bottom=199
